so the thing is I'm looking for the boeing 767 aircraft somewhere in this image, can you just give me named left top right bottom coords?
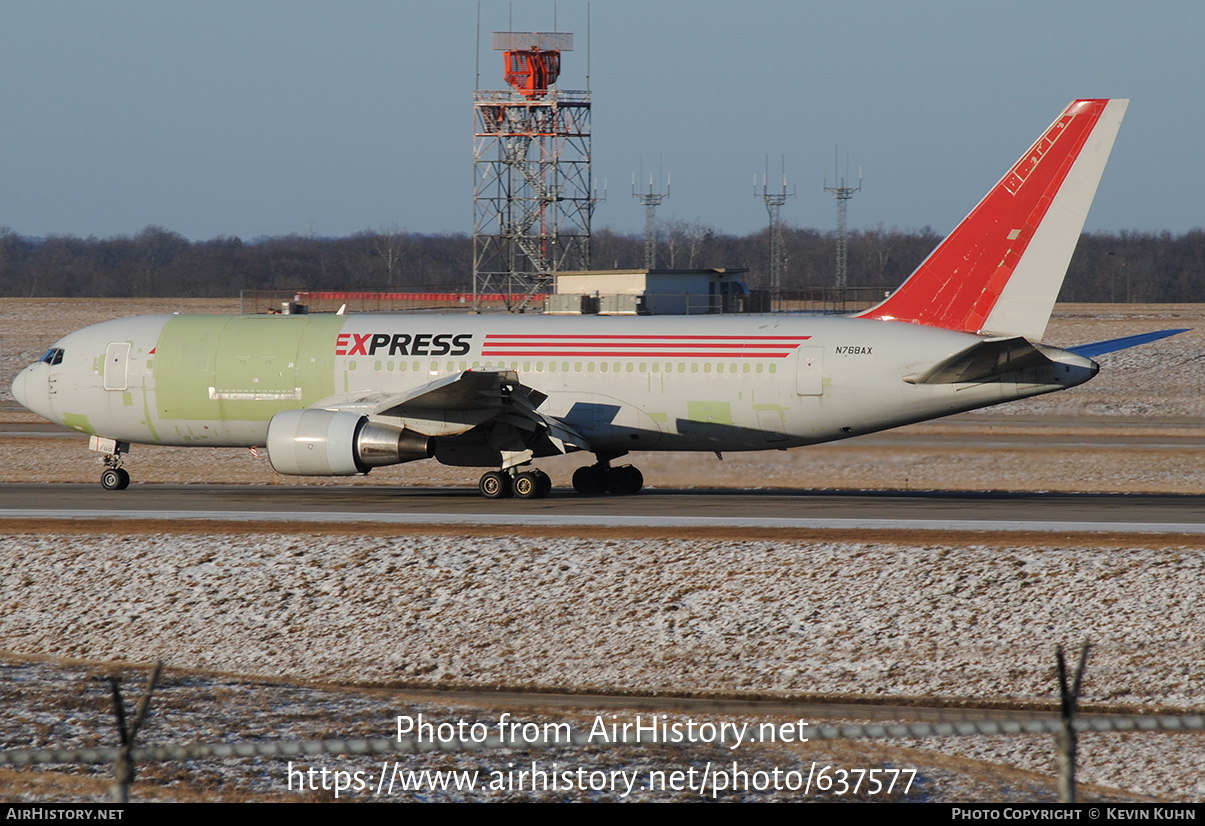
left=11, top=99, right=1181, bottom=498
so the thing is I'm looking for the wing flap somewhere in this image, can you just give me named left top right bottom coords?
left=375, top=368, right=516, bottom=416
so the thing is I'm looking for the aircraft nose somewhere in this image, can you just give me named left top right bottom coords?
left=11, top=367, right=29, bottom=409
left=10, top=364, right=49, bottom=418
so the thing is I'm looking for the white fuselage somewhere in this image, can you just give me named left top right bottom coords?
left=12, top=311, right=1096, bottom=462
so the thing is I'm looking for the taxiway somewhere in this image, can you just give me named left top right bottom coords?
left=2, top=483, right=1204, bottom=533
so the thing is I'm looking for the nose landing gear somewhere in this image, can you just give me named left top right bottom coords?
left=100, top=466, right=131, bottom=491
left=98, top=448, right=130, bottom=491
left=93, top=439, right=132, bottom=491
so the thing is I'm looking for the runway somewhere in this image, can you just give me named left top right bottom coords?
left=2, top=483, right=1204, bottom=533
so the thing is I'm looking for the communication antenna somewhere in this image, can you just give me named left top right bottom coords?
left=755, top=156, right=795, bottom=301
left=632, top=172, right=670, bottom=269
left=824, top=148, right=862, bottom=306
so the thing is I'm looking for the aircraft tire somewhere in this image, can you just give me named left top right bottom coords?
left=101, top=468, right=130, bottom=491
left=513, top=471, right=541, bottom=499
left=572, top=465, right=607, bottom=495
left=535, top=469, right=553, bottom=498
left=479, top=470, right=513, bottom=499
left=606, top=466, right=643, bottom=496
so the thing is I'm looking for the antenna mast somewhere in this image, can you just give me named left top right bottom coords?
left=632, top=173, right=670, bottom=269
left=756, top=157, right=795, bottom=303
left=824, top=150, right=861, bottom=308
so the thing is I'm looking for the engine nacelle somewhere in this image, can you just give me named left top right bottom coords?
left=266, top=409, right=431, bottom=476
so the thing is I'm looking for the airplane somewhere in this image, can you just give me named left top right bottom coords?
left=10, top=98, right=1185, bottom=498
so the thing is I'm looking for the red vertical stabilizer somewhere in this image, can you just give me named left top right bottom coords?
left=859, top=99, right=1128, bottom=340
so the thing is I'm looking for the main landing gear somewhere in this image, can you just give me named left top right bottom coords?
left=473, top=457, right=647, bottom=499
left=571, top=462, right=644, bottom=496
left=478, top=468, right=553, bottom=500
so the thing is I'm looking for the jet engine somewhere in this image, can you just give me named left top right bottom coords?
left=266, top=409, right=431, bottom=476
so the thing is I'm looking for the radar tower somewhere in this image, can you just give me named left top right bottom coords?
left=473, top=30, right=593, bottom=311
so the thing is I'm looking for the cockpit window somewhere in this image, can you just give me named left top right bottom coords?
left=40, top=348, right=64, bottom=366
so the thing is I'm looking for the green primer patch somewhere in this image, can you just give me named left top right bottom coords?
left=154, top=315, right=343, bottom=422
left=141, top=385, right=160, bottom=441
left=62, top=413, right=95, bottom=435
left=686, top=401, right=733, bottom=425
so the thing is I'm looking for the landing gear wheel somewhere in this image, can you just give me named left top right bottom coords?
left=606, top=465, right=644, bottom=496
left=572, top=465, right=607, bottom=495
left=100, top=467, right=130, bottom=491
left=513, top=471, right=539, bottom=499
left=479, top=470, right=512, bottom=499
left=513, top=469, right=552, bottom=499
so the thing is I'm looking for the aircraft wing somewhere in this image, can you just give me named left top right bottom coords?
left=314, top=368, right=590, bottom=454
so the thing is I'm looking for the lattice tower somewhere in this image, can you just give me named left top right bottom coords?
left=756, top=162, right=795, bottom=298
left=824, top=158, right=861, bottom=304
left=632, top=174, right=670, bottom=269
left=473, top=31, right=593, bottom=311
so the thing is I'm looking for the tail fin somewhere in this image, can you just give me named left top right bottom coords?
left=860, top=99, right=1129, bottom=340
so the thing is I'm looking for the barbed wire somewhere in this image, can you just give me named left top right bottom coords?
left=3, top=714, right=1202, bottom=769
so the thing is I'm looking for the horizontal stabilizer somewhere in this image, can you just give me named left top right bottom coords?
left=905, top=337, right=1049, bottom=384
left=905, top=336, right=1101, bottom=385
left=1067, top=329, right=1188, bottom=358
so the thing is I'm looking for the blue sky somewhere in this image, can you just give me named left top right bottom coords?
left=2, top=1, right=1202, bottom=241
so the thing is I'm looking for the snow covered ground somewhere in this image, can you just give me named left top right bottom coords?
left=6, top=532, right=1199, bottom=704
left=2, top=529, right=1202, bottom=801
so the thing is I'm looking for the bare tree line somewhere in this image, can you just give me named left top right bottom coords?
left=1, top=223, right=1202, bottom=302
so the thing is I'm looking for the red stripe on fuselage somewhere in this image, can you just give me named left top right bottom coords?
left=480, top=334, right=811, bottom=359
left=483, top=334, right=811, bottom=340
left=480, top=351, right=797, bottom=358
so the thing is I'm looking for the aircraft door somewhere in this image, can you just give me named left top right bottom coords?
left=103, top=342, right=131, bottom=391
left=795, top=346, right=823, bottom=395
